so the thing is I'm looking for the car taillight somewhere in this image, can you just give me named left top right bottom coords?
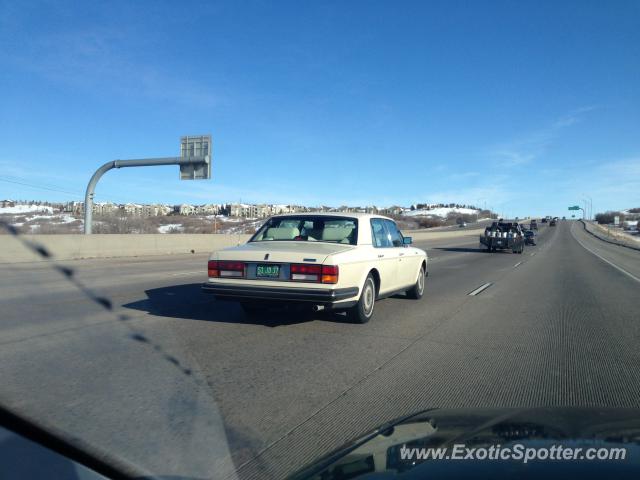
left=208, top=260, right=244, bottom=278
left=290, top=264, right=338, bottom=283
left=208, top=260, right=219, bottom=277
left=321, top=265, right=339, bottom=284
left=290, top=263, right=321, bottom=282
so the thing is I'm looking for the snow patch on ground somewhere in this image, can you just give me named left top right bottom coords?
left=403, top=207, right=479, bottom=218
left=158, top=224, right=184, bottom=233
left=0, top=204, right=55, bottom=214
left=221, top=217, right=258, bottom=223
left=26, top=214, right=78, bottom=223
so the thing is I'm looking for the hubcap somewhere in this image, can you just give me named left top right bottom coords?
left=417, top=269, right=425, bottom=294
left=363, top=280, right=374, bottom=316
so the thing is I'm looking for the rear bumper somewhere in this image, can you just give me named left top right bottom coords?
left=201, top=282, right=359, bottom=304
left=480, top=237, right=521, bottom=249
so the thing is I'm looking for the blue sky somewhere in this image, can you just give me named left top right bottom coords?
left=0, top=0, right=638, bottom=217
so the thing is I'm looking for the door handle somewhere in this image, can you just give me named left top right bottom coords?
left=399, top=252, right=405, bottom=256
left=378, top=254, right=384, bottom=258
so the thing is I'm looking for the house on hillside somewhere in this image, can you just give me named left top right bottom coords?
left=123, top=203, right=144, bottom=216
left=196, top=204, right=221, bottom=215
left=178, top=204, right=196, bottom=215
left=230, top=203, right=257, bottom=218
left=64, top=201, right=83, bottom=214
left=92, top=202, right=118, bottom=215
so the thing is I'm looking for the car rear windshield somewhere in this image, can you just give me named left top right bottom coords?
left=250, top=216, right=358, bottom=244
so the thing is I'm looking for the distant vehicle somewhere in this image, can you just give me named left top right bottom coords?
left=524, top=230, right=536, bottom=245
left=549, top=219, right=557, bottom=226
left=530, top=219, right=538, bottom=230
left=541, top=218, right=547, bottom=223
left=202, top=213, right=428, bottom=323
left=459, top=222, right=467, bottom=228
left=480, top=221, right=525, bottom=254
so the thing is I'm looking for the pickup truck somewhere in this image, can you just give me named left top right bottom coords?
left=480, top=221, right=525, bottom=253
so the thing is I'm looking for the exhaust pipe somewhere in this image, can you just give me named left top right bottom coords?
left=312, top=305, right=325, bottom=312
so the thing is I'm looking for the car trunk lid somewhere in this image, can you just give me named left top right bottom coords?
left=215, top=241, right=355, bottom=264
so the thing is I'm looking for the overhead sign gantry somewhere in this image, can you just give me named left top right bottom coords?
left=83, top=135, right=212, bottom=234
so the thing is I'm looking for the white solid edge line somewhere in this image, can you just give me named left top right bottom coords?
left=571, top=224, right=640, bottom=284
left=468, top=282, right=493, bottom=296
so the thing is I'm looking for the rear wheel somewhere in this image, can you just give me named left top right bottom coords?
left=406, top=265, right=426, bottom=299
left=348, top=274, right=376, bottom=323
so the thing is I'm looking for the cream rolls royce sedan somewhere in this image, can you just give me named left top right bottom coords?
left=201, top=213, right=428, bottom=323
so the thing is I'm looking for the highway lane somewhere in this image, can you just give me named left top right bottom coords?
left=571, top=220, right=640, bottom=281
left=1, top=221, right=639, bottom=479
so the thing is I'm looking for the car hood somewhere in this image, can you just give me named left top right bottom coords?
left=291, top=407, right=640, bottom=479
left=213, top=241, right=356, bottom=264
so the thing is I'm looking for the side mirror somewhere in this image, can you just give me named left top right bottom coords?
left=403, top=236, right=413, bottom=245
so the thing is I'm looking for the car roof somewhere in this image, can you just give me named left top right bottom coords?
left=269, top=212, right=392, bottom=221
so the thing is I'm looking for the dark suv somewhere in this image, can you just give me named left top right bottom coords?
left=524, top=230, right=536, bottom=245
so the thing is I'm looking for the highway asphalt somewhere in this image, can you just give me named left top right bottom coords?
left=1, top=220, right=639, bottom=479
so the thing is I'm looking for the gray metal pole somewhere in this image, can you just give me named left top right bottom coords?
left=582, top=194, right=593, bottom=220
left=84, top=156, right=206, bottom=234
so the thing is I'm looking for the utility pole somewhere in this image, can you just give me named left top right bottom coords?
left=582, top=194, right=593, bottom=220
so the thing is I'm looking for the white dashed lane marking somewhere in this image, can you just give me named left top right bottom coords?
left=468, top=282, right=493, bottom=296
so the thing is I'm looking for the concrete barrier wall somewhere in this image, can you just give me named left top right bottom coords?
left=0, top=227, right=486, bottom=264
left=581, top=220, right=640, bottom=252
left=0, top=234, right=252, bottom=263
left=406, top=228, right=484, bottom=242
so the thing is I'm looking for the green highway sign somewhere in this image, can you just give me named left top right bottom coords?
left=568, top=205, right=581, bottom=210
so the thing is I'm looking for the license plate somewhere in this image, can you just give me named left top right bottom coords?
left=257, top=264, right=280, bottom=278
left=497, top=241, right=502, bottom=245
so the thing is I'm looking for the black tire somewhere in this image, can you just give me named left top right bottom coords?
left=406, top=265, right=426, bottom=299
left=348, top=274, right=376, bottom=324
